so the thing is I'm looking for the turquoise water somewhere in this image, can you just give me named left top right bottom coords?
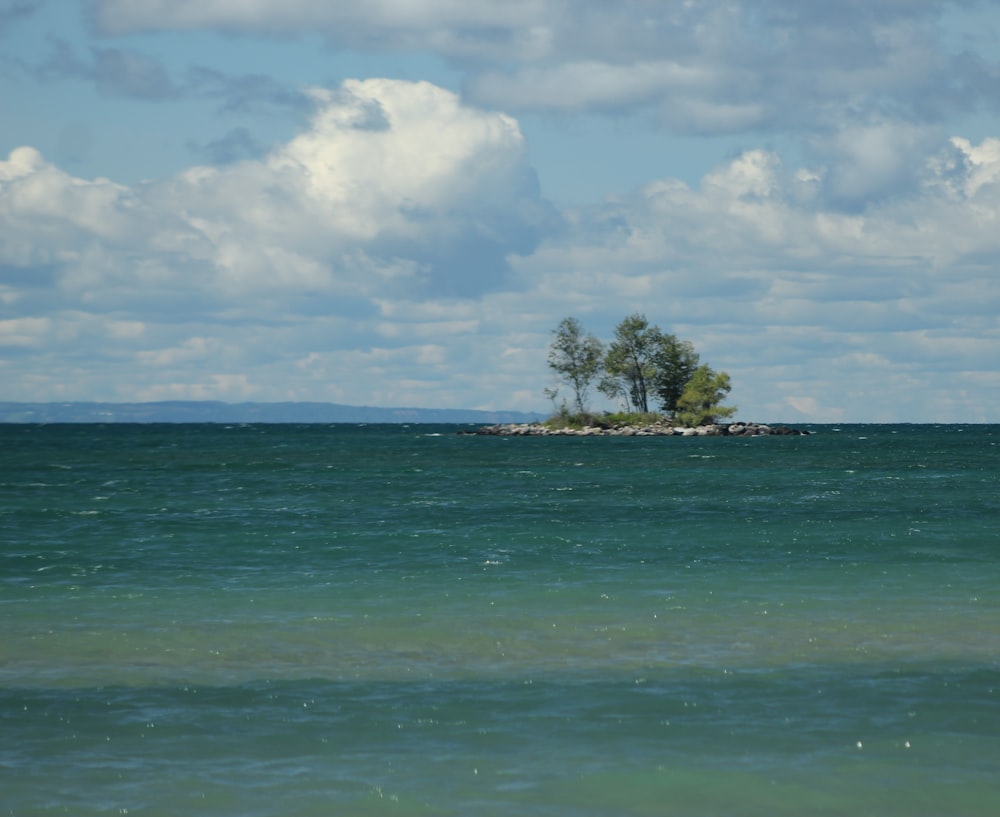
left=1, top=423, right=998, bottom=816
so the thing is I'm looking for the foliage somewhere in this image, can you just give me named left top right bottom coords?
left=597, top=314, right=703, bottom=415
left=650, top=335, right=700, bottom=413
left=547, top=317, right=604, bottom=414
left=674, top=366, right=737, bottom=427
left=542, top=410, right=666, bottom=430
left=542, top=407, right=606, bottom=430
left=598, top=314, right=659, bottom=413
left=601, top=411, right=664, bottom=427
left=545, top=314, right=737, bottom=425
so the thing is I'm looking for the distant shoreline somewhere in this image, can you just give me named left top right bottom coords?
left=0, top=401, right=542, bottom=425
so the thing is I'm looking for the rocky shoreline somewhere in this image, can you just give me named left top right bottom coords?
left=468, top=421, right=810, bottom=437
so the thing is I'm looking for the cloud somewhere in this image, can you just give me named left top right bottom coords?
left=92, top=46, right=178, bottom=99
left=262, top=79, right=552, bottom=296
left=187, top=127, right=268, bottom=165
left=807, top=119, right=948, bottom=210
left=0, top=0, right=40, bottom=35
left=36, top=38, right=178, bottom=99
left=185, top=66, right=313, bottom=117
left=1, top=78, right=551, bottom=315
left=31, top=38, right=312, bottom=117
left=2, top=74, right=999, bottom=419
left=509, top=135, right=1000, bottom=419
left=91, top=0, right=548, bottom=44
left=89, top=0, right=1000, bottom=139
left=469, top=60, right=723, bottom=115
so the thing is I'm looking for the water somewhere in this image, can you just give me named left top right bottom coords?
left=2, top=423, right=998, bottom=816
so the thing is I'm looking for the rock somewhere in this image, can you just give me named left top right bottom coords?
left=467, top=420, right=810, bottom=437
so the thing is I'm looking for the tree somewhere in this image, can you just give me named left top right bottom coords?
left=674, top=365, right=737, bottom=427
left=650, top=335, right=700, bottom=414
left=547, top=317, right=604, bottom=414
left=598, top=314, right=660, bottom=413
left=546, top=312, right=736, bottom=422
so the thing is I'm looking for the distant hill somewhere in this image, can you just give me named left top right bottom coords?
left=0, top=401, right=543, bottom=424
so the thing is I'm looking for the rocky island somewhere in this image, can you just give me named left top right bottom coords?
left=470, top=421, right=810, bottom=437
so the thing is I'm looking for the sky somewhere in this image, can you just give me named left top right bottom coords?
left=1, top=1, right=999, bottom=422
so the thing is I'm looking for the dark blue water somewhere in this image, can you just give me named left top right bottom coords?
left=2, top=424, right=998, bottom=815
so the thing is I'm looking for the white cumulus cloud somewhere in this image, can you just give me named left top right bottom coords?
left=2, top=70, right=1000, bottom=419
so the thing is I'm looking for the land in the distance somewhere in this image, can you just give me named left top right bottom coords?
left=0, top=401, right=543, bottom=425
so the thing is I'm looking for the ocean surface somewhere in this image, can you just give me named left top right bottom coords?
left=2, top=422, right=998, bottom=816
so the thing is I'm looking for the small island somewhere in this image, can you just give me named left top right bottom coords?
left=471, top=314, right=809, bottom=437
left=471, top=420, right=809, bottom=436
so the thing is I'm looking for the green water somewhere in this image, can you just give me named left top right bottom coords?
left=1, top=423, right=998, bottom=815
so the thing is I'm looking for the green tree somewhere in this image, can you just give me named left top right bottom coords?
left=674, top=365, right=737, bottom=427
left=650, top=335, right=700, bottom=414
left=598, top=314, right=660, bottom=412
left=547, top=317, right=604, bottom=414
